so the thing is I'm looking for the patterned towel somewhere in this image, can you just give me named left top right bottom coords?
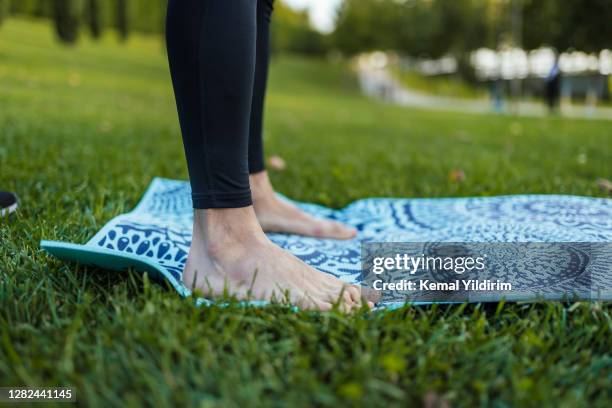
left=41, top=178, right=612, bottom=305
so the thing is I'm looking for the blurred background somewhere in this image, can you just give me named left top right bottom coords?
left=0, top=0, right=610, bottom=209
left=0, top=0, right=610, bottom=117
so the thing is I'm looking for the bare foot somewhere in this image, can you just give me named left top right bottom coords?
left=182, top=206, right=370, bottom=311
left=250, top=171, right=357, bottom=240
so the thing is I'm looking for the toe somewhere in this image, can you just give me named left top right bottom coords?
left=329, top=221, right=357, bottom=240
left=342, top=290, right=354, bottom=305
left=347, top=285, right=362, bottom=303
left=313, top=220, right=356, bottom=240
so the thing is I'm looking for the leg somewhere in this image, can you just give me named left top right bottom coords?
left=165, top=0, right=367, bottom=310
left=166, top=0, right=254, bottom=208
left=247, top=0, right=357, bottom=240
left=247, top=0, right=272, bottom=175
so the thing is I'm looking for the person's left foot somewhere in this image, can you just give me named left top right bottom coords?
left=0, top=191, right=18, bottom=217
left=250, top=171, right=357, bottom=240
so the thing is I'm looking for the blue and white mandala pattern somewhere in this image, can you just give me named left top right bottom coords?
left=45, top=178, right=612, bottom=303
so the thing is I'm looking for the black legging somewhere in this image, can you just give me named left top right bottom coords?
left=166, top=0, right=273, bottom=209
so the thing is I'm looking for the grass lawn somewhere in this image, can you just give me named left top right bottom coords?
left=1, top=19, right=611, bottom=407
left=391, top=66, right=485, bottom=99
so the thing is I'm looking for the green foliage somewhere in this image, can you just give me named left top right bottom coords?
left=4, top=0, right=612, bottom=56
left=333, top=0, right=491, bottom=57
left=52, top=0, right=82, bottom=44
left=1, top=18, right=611, bottom=406
left=333, top=0, right=396, bottom=54
left=5, top=0, right=323, bottom=55
left=112, top=0, right=167, bottom=40
left=522, top=0, right=612, bottom=52
left=393, top=0, right=443, bottom=56
left=333, top=0, right=611, bottom=56
left=129, top=0, right=166, bottom=34
left=9, top=0, right=51, bottom=17
left=63, top=0, right=166, bottom=40
left=271, top=2, right=328, bottom=56
left=429, top=0, right=490, bottom=57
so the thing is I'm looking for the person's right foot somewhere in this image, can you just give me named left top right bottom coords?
left=182, top=206, right=371, bottom=311
left=0, top=191, right=18, bottom=217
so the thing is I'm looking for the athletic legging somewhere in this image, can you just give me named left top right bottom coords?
left=166, top=0, right=273, bottom=209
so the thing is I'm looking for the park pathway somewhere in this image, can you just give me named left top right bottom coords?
left=357, top=62, right=612, bottom=121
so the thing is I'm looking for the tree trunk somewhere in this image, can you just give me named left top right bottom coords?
left=52, top=0, right=82, bottom=45
left=87, top=0, right=102, bottom=39
left=115, top=0, right=129, bottom=42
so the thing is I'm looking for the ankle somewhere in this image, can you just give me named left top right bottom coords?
left=249, top=171, right=275, bottom=203
left=193, top=207, right=264, bottom=256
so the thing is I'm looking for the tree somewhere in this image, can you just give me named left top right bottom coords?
left=130, top=0, right=167, bottom=34
left=522, top=0, right=612, bottom=52
left=52, top=0, right=83, bottom=44
left=333, top=0, right=487, bottom=58
left=86, top=0, right=102, bottom=39
left=394, top=1, right=442, bottom=57
left=333, top=0, right=398, bottom=55
left=9, top=0, right=51, bottom=17
left=271, top=2, right=329, bottom=56
left=431, top=0, right=489, bottom=56
left=115, top=0, right=129, bottom=41
left=428, top=0, right=489, bottom=79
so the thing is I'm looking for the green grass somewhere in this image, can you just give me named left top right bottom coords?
left=391, top=66, right=485, bottom=99
left=1, top=19, right=611, bottom=407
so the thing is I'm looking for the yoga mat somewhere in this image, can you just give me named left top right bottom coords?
left=41, top=178, right=612, bottom=306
